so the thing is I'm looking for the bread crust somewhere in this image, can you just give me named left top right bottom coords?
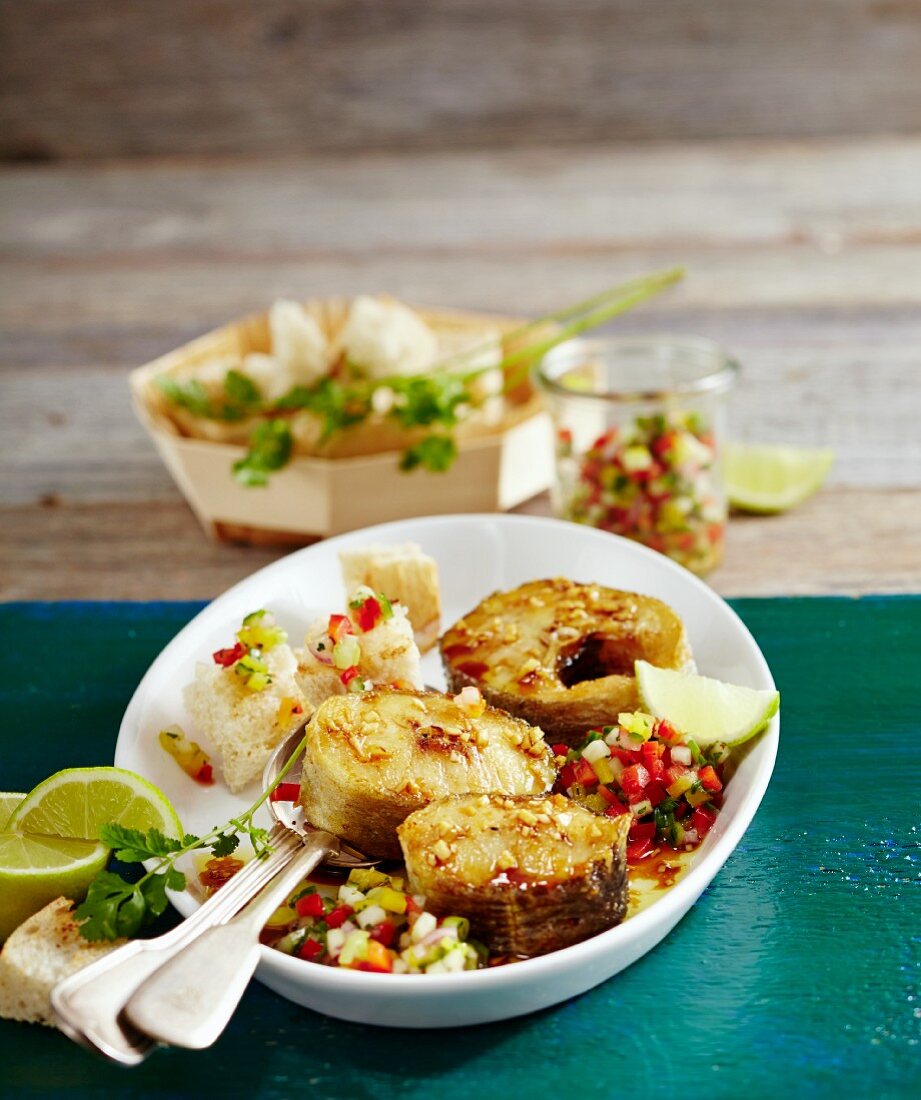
left=184, top=643, right=308, bottom=793
left=338, top=543, right=441, bottom=653
left=0, top=898, right=123, bottom=1027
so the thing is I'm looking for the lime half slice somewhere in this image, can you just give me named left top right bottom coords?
left=725, top=444, right=834, bottom=513
left=0, top=832, right=109, bottom=941
left=0, top=792, right=25, bottom=830
left=7, top=767, right=183, bottom=841
left=636, top=660, right=779, bottom=748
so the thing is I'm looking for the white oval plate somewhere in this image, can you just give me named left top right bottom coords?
left=115, top=513, right=778, bottom=1029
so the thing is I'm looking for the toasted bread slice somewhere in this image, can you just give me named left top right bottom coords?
left=339, top=544, right=441, bottom=652
left=185, top=643, right=308, bottom=793
left=0, top=898, right=123, bottom=1028
left=295, top=593, right=424, bottom=710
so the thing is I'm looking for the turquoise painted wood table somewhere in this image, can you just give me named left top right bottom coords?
left=0, top=598, right=918, bottom=1099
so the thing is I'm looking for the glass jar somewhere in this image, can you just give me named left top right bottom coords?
left=535, top=337, right=739, bottom=576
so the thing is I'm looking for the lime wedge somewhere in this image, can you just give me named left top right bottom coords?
left=636, top=660, right=779, bottom=748
left=0, top=832, right=109, bottom=941
left=7, top=767, right=183, bottom=841
left=0, top=792, right=25, bottom=830
left=725, top=444, right=834, bottom=513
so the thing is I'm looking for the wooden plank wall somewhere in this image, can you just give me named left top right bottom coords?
left=2, top=0, right=921, bottom=161
left=3, top=139, right=920, bottom=502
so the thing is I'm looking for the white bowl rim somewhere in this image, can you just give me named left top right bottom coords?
left=116, top=512, right=778, bottom=997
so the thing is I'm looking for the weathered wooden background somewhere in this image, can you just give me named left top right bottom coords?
left=3, top=139, right=920, bottom=599
left=1, top=4, right=919, bottom=599
left=3, top=0, right=921, bottom=160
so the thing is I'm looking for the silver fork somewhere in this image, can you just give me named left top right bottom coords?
left=120, top=725, right=376, bottom=1051
left=51, top=821, right=302, bottom=1064
left=123, top=827, right=345, bottom=1050
left=52, top=726, right=375, bottom=1064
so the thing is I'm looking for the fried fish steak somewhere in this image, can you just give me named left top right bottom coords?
left=441, top=577, right=693, bottom=745
left=298, top=688, right=556, bottom=859
left=398, top=792, right=630, bottom=956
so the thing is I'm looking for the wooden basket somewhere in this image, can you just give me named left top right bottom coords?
left=130, top=298, right=553, bottom=544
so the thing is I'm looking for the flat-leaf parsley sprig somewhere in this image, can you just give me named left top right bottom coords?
left=76, top=736, right=306, bottom=942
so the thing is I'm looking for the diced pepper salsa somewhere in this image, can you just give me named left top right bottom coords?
left=262, top=869, right=487, bottom=975
left=158, top=725, right=215, bottom=785
left=556, top=410, right=725, bottom=575
left=557, top=711, right=729, bottom=862
left=211, top=609, right=288, bottom=693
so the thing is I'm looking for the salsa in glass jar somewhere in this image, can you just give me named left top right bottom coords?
left=537, top=337, right=738, bottom=576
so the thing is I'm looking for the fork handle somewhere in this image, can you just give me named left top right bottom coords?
left=51, top=823, right=300, bottom=1064
left=123, top=830, right=335, bottom=1050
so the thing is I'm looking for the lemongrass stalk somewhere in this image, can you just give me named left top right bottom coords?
left=497, top=267, right=684, bottom=389
left=436, top=266, right=685, bottom=380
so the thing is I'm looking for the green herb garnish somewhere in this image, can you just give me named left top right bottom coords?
left=275, top=376, right=373, bottom=440
left=233, top=419, right=293, bottom=487
left=223, top=369, right=262, bottom=409
left=76, top=739, right=305, bottom=942
left=157, top=369, right=263, bottom=422
left=158, top=269, right=685, bottom=484
left=156, top=377, right=215, bottom=418
left=389, top=372, right=469, bottom=431
left=399, top=434, right=458, bottom=472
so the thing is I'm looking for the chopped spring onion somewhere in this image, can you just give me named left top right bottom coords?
left=333, top=634, right=362, bottom=670
left=268, top=867, right=483, bottom=974
left=581, top=739, right=611, bottom=764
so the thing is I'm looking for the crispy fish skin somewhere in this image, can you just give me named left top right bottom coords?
left=399, top=793, right=630, bottom=956
left=441, top=577, right=693, bottom=745
left=298, top=688, right=555, bottom=859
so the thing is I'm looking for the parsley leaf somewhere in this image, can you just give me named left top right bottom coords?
left=98, top=823, right=185, bottom=863
left=223, top=369, right=262, bottom=408
left=233, top=419, right=293, bottom=487
left=97, top=823, right=150, bottom=862
left=139, top=873, right=170, bottom=919
left=156, top=370, right=263, bottom=423
left=75, top=871, right=147, bottom=941
left=389, top=373, right=468, bottom=430
left=156, top=376, right=215, bottom=418
left=114, top=887, right=150, bottom=937
left=400, top=434, right=458, bottom=473
left=165, top=866, right=187, bottom=893
left=210, top=831, right=241, bottom=858
left=144, top=827, right=184, bottom=857
left=275, top=377, right=372, bottom=441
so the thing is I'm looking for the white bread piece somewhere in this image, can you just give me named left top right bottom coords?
left=339, top=543, right=441, bottom=652
left=0, top=898, right=123, bottom=1028
left=239, top=352, right=290, bottom=404
left=269, top=299, right=329, bottom=387
left=293, top=657, right=342, bottom=713
left=354, top=599, right=423, bottom=687
left=339, top=296, right=437, bottom=379
left=295, top=595, right=423, bottom=709
left=185, top=643, right=308, bottom=793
